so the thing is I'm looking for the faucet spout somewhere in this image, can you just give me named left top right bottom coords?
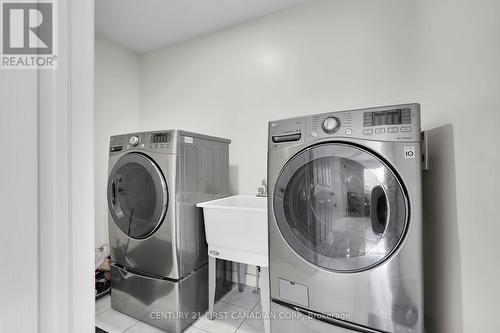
left=257, top=179, right=267, bottom=197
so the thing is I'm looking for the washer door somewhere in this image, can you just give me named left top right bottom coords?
left=107, top=153, right=168, bottom=239
left=273, top=143, right=408, bottom=272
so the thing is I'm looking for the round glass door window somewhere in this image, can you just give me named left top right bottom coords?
left=107, top=153, right=168, bottom=239
left=273, top=143, right=408, bottom=272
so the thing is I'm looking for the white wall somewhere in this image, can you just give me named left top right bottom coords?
left=0, top=72, right=38, bottom=332
left=140, top=0, right=415, bottom=194
left=95, top=34, right=141, bottom=247
left=415, top=1, right=500, bottom=332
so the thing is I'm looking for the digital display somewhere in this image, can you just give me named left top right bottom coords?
left=373, top=110, right=401, bottom=125
left=363, top=109, right=411, bottom=127
left=150, top=132, right=171, bottom=144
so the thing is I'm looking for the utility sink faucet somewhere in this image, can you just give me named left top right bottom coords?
left=257, top=179, right=267, bottom=197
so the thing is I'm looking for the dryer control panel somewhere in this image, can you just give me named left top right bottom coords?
left=109, top=131, right=174, bottom=154
left=269, top=103, right=421, bottom=149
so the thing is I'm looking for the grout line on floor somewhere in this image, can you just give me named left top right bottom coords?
left=122, top=322, right=134, bottom=333
left=234, top=297, right=262, bottom=333
left=218, top=300, right=256, bottom=311
left=249, top=300, right=260, bottom=313
left=234, top=314, right=247, bottom=333
left=191, top=326, right=211, bottom=333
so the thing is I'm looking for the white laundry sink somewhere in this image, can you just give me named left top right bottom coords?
left=197, top=195, right=268, bottom=266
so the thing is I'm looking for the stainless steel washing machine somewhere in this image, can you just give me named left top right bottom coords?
left=268, top=104, right=423, bottom=332
left=107, top=130, right=232, bottom=333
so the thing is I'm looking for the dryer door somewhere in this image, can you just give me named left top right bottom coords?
left=273, top=143, right=408, bottom=272
left=108, top=153, right=168, bottom=239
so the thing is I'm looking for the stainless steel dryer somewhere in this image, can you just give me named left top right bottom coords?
left=107, top=130, right=231, bottom=333
left=268, top=104, right=423, bottom=332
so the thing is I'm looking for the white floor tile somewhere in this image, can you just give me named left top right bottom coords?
left=219, top=286, right=260, bottom=310
left=236, top=317, right=265, bottom=333
left=236, top=302, right=265, bottom=333
left=96, top=295, right=111, bottom=316
left=95, top=287, right=262, bottom=333
left=183, top=325, right=210, bottom=333
left=192, top=301, right=249, bottom=333
left=124, top=320, right=168, bottom=333
left=96, top=308, right=138, bottom=333
left=124, top=320, right=212, bottom=333
left=251, top=302, right=261, bottom=314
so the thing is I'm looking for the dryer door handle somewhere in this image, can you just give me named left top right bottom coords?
left=111, top=180, right=116, bottom=207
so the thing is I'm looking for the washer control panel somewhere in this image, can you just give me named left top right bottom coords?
left=306, top=105, right=419, bottom=142
left=269, top=104, right=420, bottom=149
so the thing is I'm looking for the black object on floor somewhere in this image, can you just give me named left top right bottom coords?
left=95, top=270, right=111, bottom=300
left=95, top=327, right=108, bottom=333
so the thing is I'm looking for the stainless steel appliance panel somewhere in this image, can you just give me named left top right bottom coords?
left=108, top=151, right=181, bottom=279
left=176, top=134, right=230, bottom=276
left=268, top=104, right=423, bottom=333
left=108, top=130, right=231, bottom=280
left=111, top=264, right=208, bottom=333
left=271, top=301, right=357, bottom=333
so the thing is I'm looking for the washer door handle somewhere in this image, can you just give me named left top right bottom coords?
left=111, top=180, right=117, bottom=207
left=371, top=184, right=391, bottom=237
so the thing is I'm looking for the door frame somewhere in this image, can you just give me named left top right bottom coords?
left=38, top=0, right=94, bottom=331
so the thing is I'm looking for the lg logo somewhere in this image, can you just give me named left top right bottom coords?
left=1, top=1, right=56, bottom=69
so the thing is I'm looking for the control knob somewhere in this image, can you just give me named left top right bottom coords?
left=322, top=117, right=340, bottom=134
left=129, top=135, right=139, bottom=146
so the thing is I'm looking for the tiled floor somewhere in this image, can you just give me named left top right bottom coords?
left=95, top=285, right=264, bottom=333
